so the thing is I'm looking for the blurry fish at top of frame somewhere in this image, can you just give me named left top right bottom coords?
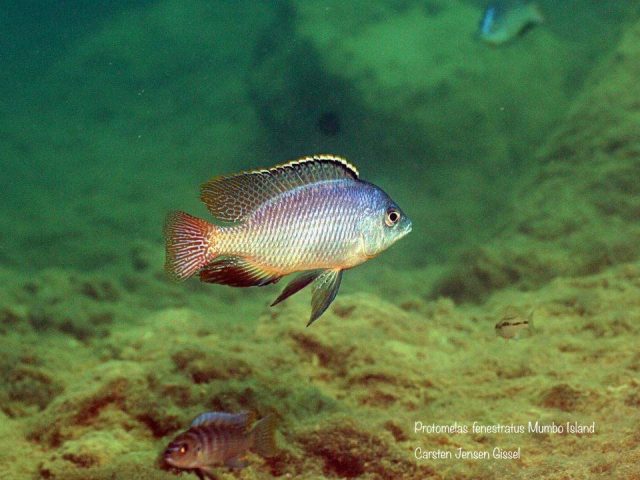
left=478, top=0, right=544, bottom=46
left=495, top=306, right=534, bottom=340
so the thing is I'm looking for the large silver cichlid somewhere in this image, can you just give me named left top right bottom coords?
left=164, top=155, right=412, bottom=325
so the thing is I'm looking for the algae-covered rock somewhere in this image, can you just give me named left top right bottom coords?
left=539, top=384, right=583, bottom=412
left=13, top=269, right=122, bottom=340
left=298, top=419, right=437, bottom=479
left=3, top=260, right=640, bottom=478
left=0, top=340, right=64, bottom=417
left=171, top=346, right=253, bottom=384
left=259, top=292, right=445, bottom=415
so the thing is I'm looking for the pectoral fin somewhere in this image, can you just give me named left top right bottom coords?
left=196, top=467, right=217, bottom=480
left=308, top=269, right=342, bottom=327
left=271, top=270, right=321, bottom=306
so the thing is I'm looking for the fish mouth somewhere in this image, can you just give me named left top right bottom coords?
left=400, top=220, right=413, bottom=238
left=163, top=452, right=178, bottom=466
left=387, top=220, right=412, bottom=248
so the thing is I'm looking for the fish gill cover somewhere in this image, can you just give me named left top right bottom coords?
left=1, top=0, right=640, bottom=479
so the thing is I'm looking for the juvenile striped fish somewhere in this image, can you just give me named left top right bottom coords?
left=163, top=411, right=277, bottom=478
left=164, top=155, right=412, bottom=325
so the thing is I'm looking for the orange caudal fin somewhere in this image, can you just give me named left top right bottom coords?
left=164, top=211, right=218, bottom=281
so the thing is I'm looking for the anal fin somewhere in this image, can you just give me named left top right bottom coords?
left=308, top=269, right=343, bottom=326
left=199, top=257, right=282, bottom=287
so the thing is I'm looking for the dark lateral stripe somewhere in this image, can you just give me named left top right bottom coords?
left=186, top=431, right=200, bottom=444
left=191, top=428, right=208, bottom=457
left=199, top=427, right=211, bottom=458
left=222, top=429, right=231, bottom=458
left=211, top=429, right=220, bottom=459
left=496, top=321, right=528, bottom=328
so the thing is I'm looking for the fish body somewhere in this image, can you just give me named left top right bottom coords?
left=478, top=1, right=543, bottom=45
left=163, top=411, right=277, bottom=478
left=495, top=307, right=534, bottom=340
left=164, top=155, right=412, bottom=325
left=218, top=180, right=388, bottom=271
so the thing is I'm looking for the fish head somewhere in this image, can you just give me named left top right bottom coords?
left=359, top=186, right=412, bottom=258
left=163, top=433, right=203, bottom=469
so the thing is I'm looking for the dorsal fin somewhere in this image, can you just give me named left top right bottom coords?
left=190, top=411, right=252, bottom=429
left=200, top=155, right=359, bottom=222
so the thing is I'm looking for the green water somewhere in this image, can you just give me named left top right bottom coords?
left=2, top=1, right=640, bottom=479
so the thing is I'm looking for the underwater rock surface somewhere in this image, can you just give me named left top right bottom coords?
left=3, top=261, right=640, bottom=478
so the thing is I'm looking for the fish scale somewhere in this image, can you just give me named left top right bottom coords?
left=225, top=181, right=365, bottom=271
left=164, top=155, right=411, bottom=325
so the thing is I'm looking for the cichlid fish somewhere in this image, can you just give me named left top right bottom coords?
left=478, top=1, right=544, bottom=45
left=163, top=411, right=277, bottom=478
left=164, top=155, right=412, bottom=326
left=495, top=307, right=534, bottom=340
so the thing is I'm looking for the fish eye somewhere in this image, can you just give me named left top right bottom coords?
left=178, top=444, right=188, bottom=455
left=385, top=208, right=401, bottom=227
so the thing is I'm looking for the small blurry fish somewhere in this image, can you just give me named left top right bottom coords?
left=164, top=155, right=412, bottom=326
left=495, top=307, right=534, bottom=340
left=478, top=1, right=544, bottom=45
left=163, top=411, right=277, bottom=479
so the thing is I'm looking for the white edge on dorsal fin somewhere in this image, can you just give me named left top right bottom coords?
left=285, top=154, right=359, bottom=178
left=252, top=154, right=359, bottom=178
